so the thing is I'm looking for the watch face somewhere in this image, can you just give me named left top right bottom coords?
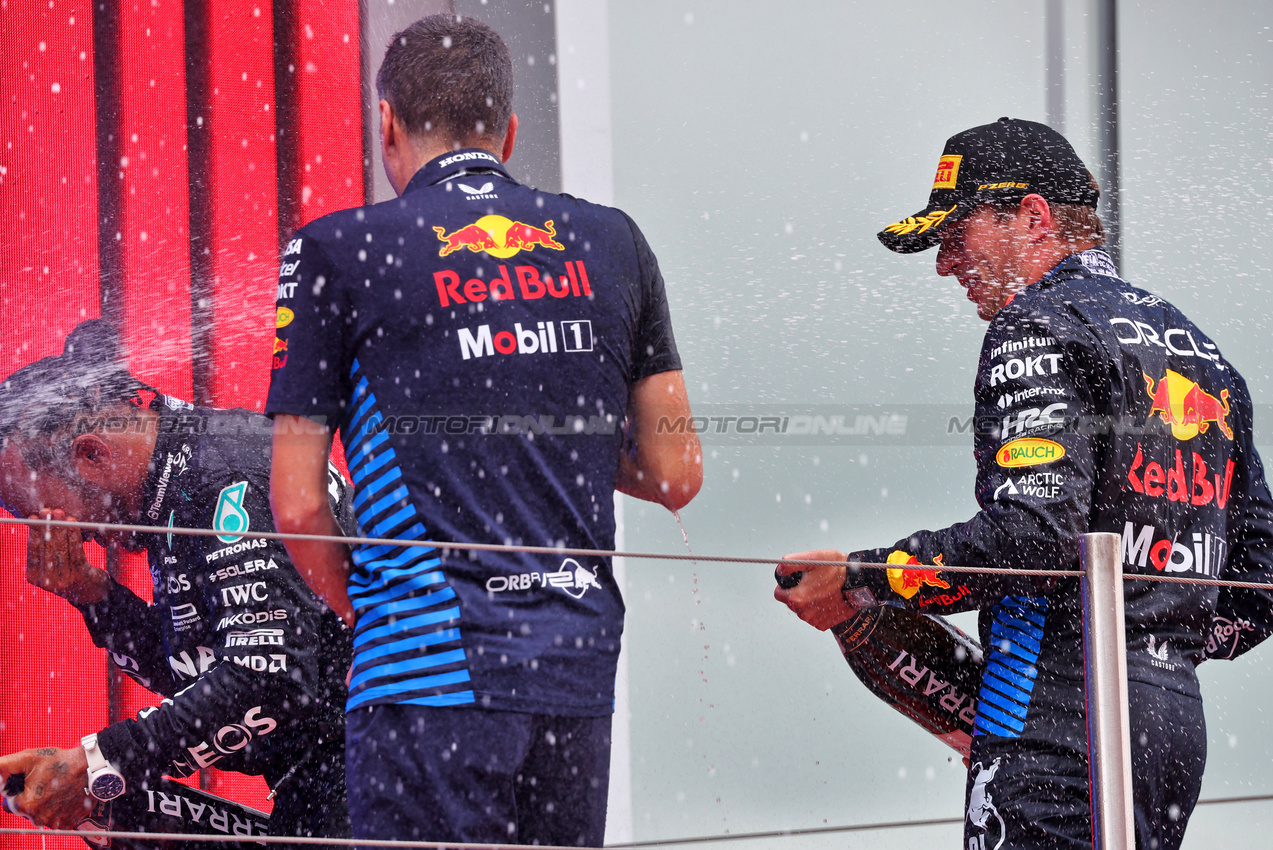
left=90, top=773, right=125, bottom=801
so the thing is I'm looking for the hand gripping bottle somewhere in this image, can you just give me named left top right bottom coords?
left=778, top=567, right=985, bottom=756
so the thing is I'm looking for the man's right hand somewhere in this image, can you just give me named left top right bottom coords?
left=774, top=550, right=860, bottom=630
left=0, top=746, right=94, bottom=831
left=26, top=510, right=109, bottom=606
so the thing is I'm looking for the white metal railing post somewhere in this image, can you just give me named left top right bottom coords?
left=1081, top=531, right=1135, bottom=850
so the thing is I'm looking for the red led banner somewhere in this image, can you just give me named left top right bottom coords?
left=0, top=0, right=365, bottom=835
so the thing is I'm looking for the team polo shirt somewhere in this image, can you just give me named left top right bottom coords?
left=266, top=149, right=681, bottom=715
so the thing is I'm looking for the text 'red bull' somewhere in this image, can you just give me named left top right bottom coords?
left=885, top=550, right=950, bottom=600
left=1144, top=370, right=1233, bottom=441
left=1127, top=443, right=1234, bottom=508
left=434, top=260, right=592, bottom=308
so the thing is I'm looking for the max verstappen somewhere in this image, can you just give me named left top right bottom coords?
left=0, top=320, right=353, bottom=846
left=775, top=118, right=1273, bottom=850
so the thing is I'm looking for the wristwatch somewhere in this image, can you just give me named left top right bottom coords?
left=81, top=734, right=125, bottom=801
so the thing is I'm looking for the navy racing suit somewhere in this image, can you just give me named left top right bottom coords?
left=850, top=248, right=1273, bottom=850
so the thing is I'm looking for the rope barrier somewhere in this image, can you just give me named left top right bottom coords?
left=0, top=513, right=1082, bottom=579
left=3, top=513, right=1272, bottom=848
left=5, top=512, right=1273, bottom=589
left=4, top=792, right=1273, bottom=847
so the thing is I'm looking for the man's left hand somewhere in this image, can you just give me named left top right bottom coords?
left=774, top=549, right=861, bottom=630
left=26, top=510, right=110, bottom=606
left=0, top=746, right=94, bottom=830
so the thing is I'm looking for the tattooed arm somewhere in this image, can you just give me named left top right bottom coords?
left=0, top=746, right=93, bottom=830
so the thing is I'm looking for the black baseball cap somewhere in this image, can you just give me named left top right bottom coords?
left=878, top=117, right=1100, bottom=254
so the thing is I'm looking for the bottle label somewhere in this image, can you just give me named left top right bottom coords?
left=833, top=607, right=883, bottom=652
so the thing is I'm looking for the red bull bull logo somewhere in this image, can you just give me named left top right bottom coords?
left=271, top=337, right=288, bottom=369
left=885, top=550, right=950, bottom=600
left=435, top=223, right=499, bottom=255
left=1144, top=370, right=1232, bottom=441
left=434, top=216, right=565, bottom=258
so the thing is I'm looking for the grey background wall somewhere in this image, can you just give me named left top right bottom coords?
left=364, top=0, right=562, bottom=203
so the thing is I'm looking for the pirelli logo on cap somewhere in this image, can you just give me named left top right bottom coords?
left=932, top=155, right=962, bottom=190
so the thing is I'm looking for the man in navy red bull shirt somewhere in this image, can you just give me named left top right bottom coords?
left=266, top=15, right=701, bottom=847
left=776, top=118, right=1273, bottom=850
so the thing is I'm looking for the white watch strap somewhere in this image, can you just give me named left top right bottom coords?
left=81, top=733, right=110, bottom=773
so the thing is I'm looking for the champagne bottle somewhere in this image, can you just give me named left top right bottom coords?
left=4, top=772, right=271, bottom=849
left=778, top=569, right=984, bottom=756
